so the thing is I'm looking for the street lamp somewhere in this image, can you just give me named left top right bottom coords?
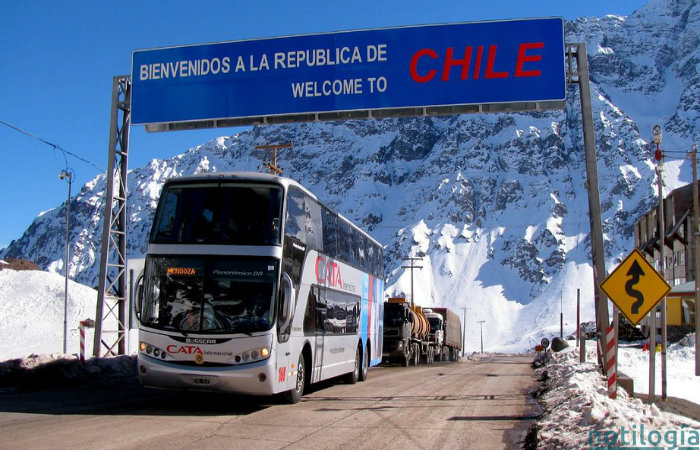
left=59, top=169, right=73, bottom=354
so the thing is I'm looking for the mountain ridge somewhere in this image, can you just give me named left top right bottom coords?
left=2, top=0, right=698, bottom=351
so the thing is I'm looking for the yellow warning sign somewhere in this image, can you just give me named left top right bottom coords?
left=600, top=249, right=671, bottom=326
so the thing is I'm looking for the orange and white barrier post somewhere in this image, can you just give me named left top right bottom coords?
left=606, top=326, right=617, bottom=399
left=79, top=319, right=95, bottom=363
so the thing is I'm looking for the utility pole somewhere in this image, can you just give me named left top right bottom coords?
left=460, top=307, right=470, bottom=357
left=651, top=124, right=667, bottom=401
left=59, top=169, right=73, bottom=354
left=255, top=142, right=292, bottom=175
left=477, top=320, right=485, bottom=354
left=401, top=257, right=423, bottom=309
left=690, top=143, right=700, bottom=377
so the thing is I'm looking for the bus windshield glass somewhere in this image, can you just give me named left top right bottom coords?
left=151, top=183, right=283, bottom=245
left=140, top=256, right=278, bottom=334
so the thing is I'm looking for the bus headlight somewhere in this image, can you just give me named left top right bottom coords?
left=139, top=341, right=168, bottom=360
left=232, top=347, right=270, bottom=364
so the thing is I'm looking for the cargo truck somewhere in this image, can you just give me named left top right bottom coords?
left=382, top=298, right=462, bottom=366
left=424, top=307, right=462, bottom=362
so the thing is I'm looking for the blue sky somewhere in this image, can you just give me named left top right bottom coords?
left=0, top=0, right=648, bottom=250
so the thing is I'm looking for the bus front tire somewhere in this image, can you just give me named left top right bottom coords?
left=283, top=354, right=305, bottom=404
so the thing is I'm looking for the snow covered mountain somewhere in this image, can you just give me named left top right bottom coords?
left=2, top=0, right=698, bottom=351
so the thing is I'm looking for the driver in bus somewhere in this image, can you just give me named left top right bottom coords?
left=251, top=292, right=271, bottom=326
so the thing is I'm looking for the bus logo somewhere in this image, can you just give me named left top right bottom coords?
left=166, top=344, right=203, bottom=354
left=167, top=267, right=197, bottom=276
left=315, top=256, right=343, bottom=287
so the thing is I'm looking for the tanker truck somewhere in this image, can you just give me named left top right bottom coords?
left=382, top=298, right=444, bottom=366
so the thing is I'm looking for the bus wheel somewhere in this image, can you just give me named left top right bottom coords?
left=359, top=345, right=369, bottom=382
left=344, top=346, right=360, bottom=384
left=283, top=354, right=305, bottom=404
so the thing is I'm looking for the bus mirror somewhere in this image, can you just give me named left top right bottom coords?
left=280, top=272, right=295, bottom=328
left=134, top=272, right=144, bottom=318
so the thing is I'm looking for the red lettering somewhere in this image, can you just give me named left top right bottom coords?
left=473, top=46, right=484, bottom=80
left=316, top=256, right=343, bottom=287
left=315, top=256, right=325, bottom=283
left=166, top=345, right=203, bottom=354
left=410, top=48, right=438, bottom=83
left=515, top=42, right=544, bottom=77
left=278, top=367, right=286, bottom=382
left=332, top=263, right=343, bottom=287
left=485, top=45, right=509, bottom=79
left=442, top=47, right=473, bottom=81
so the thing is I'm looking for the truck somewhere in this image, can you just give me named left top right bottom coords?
left=382, top=298, right=462, bottom=366
left=424, top=307, right=462, bottom=362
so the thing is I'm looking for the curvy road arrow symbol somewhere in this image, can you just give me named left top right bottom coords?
left=625, top=260, right=645, bottom=314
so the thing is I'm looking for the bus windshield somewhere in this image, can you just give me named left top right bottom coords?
left=140, top=256, right=278, bottom=334
left=151, top=183, right=283, bottom=245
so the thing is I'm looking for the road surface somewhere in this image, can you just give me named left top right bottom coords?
left=0, top=354, right=539, bottom=450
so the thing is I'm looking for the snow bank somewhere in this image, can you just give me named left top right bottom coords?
left=0, top=269, right=99, bottom=360
left=535, top=346, right=700, bottom=449
left=617, top=335, right=700, bottom=405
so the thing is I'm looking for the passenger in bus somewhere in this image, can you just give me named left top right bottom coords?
left=192, top=207, right=215, bottom=242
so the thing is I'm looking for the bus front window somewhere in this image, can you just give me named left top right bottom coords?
left=141, top=257, right=278, bottom=335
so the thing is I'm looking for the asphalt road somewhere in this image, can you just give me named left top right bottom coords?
left=0, top=354, right=540, bottom=450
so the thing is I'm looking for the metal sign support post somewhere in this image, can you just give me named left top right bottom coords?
left=94, top=75, right=131, bottom=357
left=692, top=145, right=700, bottom=377
left=460, top=307, right=470, bottom=357
left=657, top=161, right=668, bottom=401
left=567, top=43, right=610, bottom=374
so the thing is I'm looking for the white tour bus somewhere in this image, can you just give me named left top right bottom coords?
left=135, top=172, right=384, bottom=403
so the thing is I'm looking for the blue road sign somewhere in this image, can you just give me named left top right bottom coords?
left=131, top=18, right=565, bottom=126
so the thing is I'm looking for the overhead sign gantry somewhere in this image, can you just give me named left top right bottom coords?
left=131, top=18, right=565, bottom=130
left=96, top=18, right=610, bottom=390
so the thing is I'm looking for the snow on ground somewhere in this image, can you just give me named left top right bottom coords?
left=0, top=269, right=136, bottom=361
left=617, top=335, right=700, bottom=406
left=536, top=345, right=700, bottom=450
left=1, top=267, right=699, bottom=446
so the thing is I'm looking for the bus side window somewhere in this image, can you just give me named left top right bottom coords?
left=304, top=286, right=318, bottom=333
left=304, top=193, right=323, bottom=252
left=321, top=207, right=338, bottom=259
left=285, top=188, right=306, bottom=243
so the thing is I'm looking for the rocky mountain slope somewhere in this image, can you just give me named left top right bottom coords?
left=2, top=0, right=698, bottom=351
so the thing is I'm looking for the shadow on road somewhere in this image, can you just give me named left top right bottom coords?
left=0, top=377, right=274, bottom=417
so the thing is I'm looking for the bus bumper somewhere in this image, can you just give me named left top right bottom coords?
left=138, top=354, right=280, bottom=395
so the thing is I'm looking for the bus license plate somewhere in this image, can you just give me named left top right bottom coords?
left=193, top=376, right=211, bottom=385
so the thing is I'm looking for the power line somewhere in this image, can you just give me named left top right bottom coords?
left=0, top=118, right=104, bottom=173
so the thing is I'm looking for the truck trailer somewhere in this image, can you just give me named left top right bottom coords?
left=382, top=298, right=462, bottom=366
